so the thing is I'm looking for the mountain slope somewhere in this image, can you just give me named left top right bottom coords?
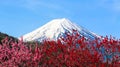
left=0, top=32, right=18, bottom=42
left=22, top=18, right=99, bottom=41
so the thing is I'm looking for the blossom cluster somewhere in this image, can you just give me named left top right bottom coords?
left=0, top=31, right=120, bottom=67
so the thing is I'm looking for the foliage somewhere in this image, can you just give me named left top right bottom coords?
left=0, top=32, right=18, bottom=43
left=0, top=31, right=120, bottom=67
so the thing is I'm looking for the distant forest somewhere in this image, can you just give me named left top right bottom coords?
left=0, top=32, right=18, bottom=43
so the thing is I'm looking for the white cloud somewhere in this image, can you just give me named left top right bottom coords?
left=22, top=0, right=69, bottom=13
left=18, top=0, right=62, bottom=10
left=0, top=0, right=63, bottom=10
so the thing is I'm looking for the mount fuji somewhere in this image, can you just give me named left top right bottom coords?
left=22, top=18, right=100, bottom=41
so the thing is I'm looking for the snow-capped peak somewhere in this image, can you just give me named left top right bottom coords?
left=22, top=18, right=99, bottom=41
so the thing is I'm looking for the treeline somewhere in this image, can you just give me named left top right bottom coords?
left=0, top=32, right=18, bottom=43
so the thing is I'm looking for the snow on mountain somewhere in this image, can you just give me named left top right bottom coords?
left=22, top=18, right=100, bottom=41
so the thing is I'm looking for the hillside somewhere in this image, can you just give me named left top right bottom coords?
left=0, top=32, right=18, bottom=42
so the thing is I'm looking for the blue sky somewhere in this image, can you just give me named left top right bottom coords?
left=0, top=0, right=120, bottom=38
